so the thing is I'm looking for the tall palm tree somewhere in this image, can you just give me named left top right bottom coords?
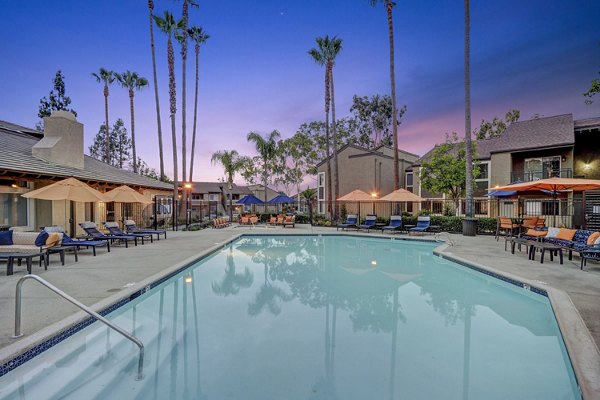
left=324, top=37, right=343, bottom=220
left=154, top=11, right=184, bottom=200
left=369, top=0, right=400, bottom=190
left=211, top=149, right=245, bottom=221
left=464, top=0, right=474, bottom=218
left=115, top=71, right=149, bottom=173
left=247, top=130, right=281, bottom=213
left=309, top=36, right=342, bottom=219
left=91, top=68, right=115, bottom=163
left=147, top=0, right=165, bottom=181
left=187, top=26, right=210, bottom=183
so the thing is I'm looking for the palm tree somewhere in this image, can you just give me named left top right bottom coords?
left=369, top=0, right=400, bottom=190
left=187, top=26, right=210, bottom=183
left=115, top=71, right=149, bottom=173
left=211, top=149, right=246, bottom=221
left=147, top=0, right=165, bottom=181
left=154, top=11, right=184, bottom=200
left=91, top=68, right=115, bottom=163
left=301, top=187, right=317, bottom=225
left=464, top=0, right=474, bottom=218
left=211, top=248, right=254, bottom=297
left=247, top=130, right=281, bottom=213
left=309, top=36, right=342, bottom=219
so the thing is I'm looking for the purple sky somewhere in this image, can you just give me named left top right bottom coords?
left=1, top=0, right=599, bottom=187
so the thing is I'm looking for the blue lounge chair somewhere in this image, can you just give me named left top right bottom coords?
left=44, top=226, right=110, bottom=256
left=337, top=215, right=358, bottom=231
left=80, top=222, right=137, bottom=247
left=104, top=222, right=152, bottom=244
left=124, top=219, right=167, bottom=240
left=382, top=216, right=403, bottom=233
left=358, top=215, right=378, bottom=232
left=409, top=216, right=431, bottom=234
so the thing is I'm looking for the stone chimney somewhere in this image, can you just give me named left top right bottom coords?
left=32, top=111, right=84, bottom=169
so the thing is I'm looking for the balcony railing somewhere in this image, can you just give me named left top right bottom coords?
left=511, top=168, right=572, bottom=182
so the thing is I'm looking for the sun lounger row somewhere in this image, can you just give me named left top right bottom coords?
left=268, top=214, right=295, bottom=228
left=239, top=214, right=259, bottom=225
left=213, top=218, right=231, bottom=229
left=336, top=215, right=432, bottom=234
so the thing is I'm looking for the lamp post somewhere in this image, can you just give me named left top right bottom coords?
left=371, top=192, right=378, bottom=214
left=184, top=183, right=192, bottom=230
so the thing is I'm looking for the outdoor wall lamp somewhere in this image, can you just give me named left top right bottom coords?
left=584, top=163, right=591, bottom=171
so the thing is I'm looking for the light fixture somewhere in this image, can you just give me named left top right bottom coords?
left=184, top=182, right=192, bottom=189
left=11, top=184, right=18, bottom=188
left=371, top=192, right=378, bottom=198
left=584, top=163, right=591, bottom=171
left=185, top=275, right=193, bottom=284
left=371, top=260, right=377, bottom=266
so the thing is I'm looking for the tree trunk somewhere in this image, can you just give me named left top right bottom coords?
left=386, top=0, right=400, bottom=190
left=180, top=1, right=189, bottom=220
left=324, top=67, right=332, bottom=219
left=264, top=168, right=268, bottom=215
left=129, top=90, right=137, bottom=173
left=168, top=36, right=179, bottom=205
left=104, top=85, right=110, bottom=164
left=189, top=44, right=200, bottom=182
left=464, top=0, right=474, bottom=218
left=148, top=0, right=165, bottom=181
left=329, top=64, right=339, bottom=222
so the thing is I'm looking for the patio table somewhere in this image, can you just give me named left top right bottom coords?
left=0, top=252, right=47, bottom=275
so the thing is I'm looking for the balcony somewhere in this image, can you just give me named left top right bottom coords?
left=511, top=168, right=572, bottom=182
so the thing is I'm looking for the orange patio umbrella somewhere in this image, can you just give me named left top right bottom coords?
left=337, top=189, right=373, bottom=202
left=492, top=177, right=600, bottom=194
left=379, top=188, right=424, bottom=202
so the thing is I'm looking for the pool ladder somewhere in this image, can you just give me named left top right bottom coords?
left=12, top=274, right=145, bottom=380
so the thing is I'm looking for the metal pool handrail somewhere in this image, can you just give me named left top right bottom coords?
left=12, top=274, right=145, bottom=380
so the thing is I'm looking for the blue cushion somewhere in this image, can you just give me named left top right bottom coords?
left=35, top=231, right=49, bottom=247
left=62, top=233, right=73, bottom=243
left=574, top=230, right=592, bottom=244
left=0, top=230, right=13, bottom=245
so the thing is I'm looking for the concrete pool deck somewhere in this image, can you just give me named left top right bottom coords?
left=0, top=225, right=599, bottom=397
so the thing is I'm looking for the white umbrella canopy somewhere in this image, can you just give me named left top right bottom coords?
left=22, top=177, right=109, bottom=202
left=104, top=185, right=152, bottom=204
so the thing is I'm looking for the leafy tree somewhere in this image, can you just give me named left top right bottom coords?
left=147, top=0, right=166, bottom=181
left=474, top=109, right=520, bottom=139
left=368, top=0, right=401, bottom=189
left=349, top=94, right=406, bottom=148
left=584, top=70, right=600, bottom=105
left=134, top=157, right=162, bottom=181
left=115, top=71, right=149, bottom=173
left=154, top=11, right=184, bottom=199
left=91, top=68, right=116, bottom=164
left=89, top=119, right=131, bottom=168
left=274, top=133, right=315, bottom=200
left=37, top=70, right=77, bottom=129
left=188, top=26, right=210, bottom=182
left=419, top=133, right=479, bottom=213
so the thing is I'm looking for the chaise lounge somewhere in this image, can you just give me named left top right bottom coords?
left=382, top=216, right=403, bottom=233
left=409, top=216, right=431, bottom=235
left=358, top=215, right=377, bottom=232
left=80, top=222, right=137, bottom=247
left=337, top=215, right=358, bottom=231
left=124, top=219, right=167, bottom=240
left=104, top=222, right=153, bottom=244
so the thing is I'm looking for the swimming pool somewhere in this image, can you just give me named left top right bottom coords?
left=0, top=235, right=581, bottom=399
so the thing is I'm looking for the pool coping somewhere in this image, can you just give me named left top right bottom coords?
left=0, top=231, right=598, bottom=399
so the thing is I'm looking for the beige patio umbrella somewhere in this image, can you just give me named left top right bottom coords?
left=337, top=189, right=373, bottom=201
left=104, top=185, right=152, bottom=226
left=379, top=188, right=423, bottom=202
left=22, top=177, right=108, bottom=234
left=22, top=177, right=109, bottom=202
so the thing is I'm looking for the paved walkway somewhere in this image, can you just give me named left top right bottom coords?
left=1, top=225, right=599, bottom=394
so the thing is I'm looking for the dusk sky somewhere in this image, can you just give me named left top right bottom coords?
left=1, top=0, right=599, bottom=187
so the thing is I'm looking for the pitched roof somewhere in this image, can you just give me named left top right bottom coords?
left=410, top=114, right=576, bottom=168
left=489, top=114, right=574, bottom=153
left=190, top=181, right=252, bottom=195
left=0, top=120, right=172, bottom=190
left=574, top=117, right=600, bottom=131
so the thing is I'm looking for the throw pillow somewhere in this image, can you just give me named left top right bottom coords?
left=45, top=232, right=61, bottom=247
left=526, top=229, right=547, bottom=237
left=0, top=230, right=13, bottom=245
left=588, top=232, right=600, bottom=246
left=35, top=231, right=49, bottom=247
left=595, top=236, right=600, bottom=246
left=546, top=227, right=561, bottom=238
left=555, top=229, right=577, bottom=241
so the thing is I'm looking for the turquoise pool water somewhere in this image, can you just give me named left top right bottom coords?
left=0, top=235, right=581, bottom=399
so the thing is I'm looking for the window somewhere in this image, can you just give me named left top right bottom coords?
left=405, top=172, right=413, bottom=192
left=0, top=193, right=28, bottom=226
left=318, top=172, right=325, bottom=215
left=192, top=194, right=202, bottom=200
left=208, top=194, right=218, bottom=202
left=594, top=205, right=600, bottom=214
left=476, top=163, right=489, bottom=180
left=524, top=200, right=559, bottom=216
left=524, top=156, right=560, bottom=180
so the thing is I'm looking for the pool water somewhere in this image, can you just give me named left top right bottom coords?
left=0, top=235, right=581, bottom=399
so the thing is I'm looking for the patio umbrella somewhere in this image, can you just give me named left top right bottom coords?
left=337, top=189, right=372, bottom=201
left=379, top=188, right=423, bottom=202
left=268, top=194, right=296, bottom=204
left=22, top=177, right=108, bottom=202
left=104, top=185, right=153, bottom=225
left=486, top=180, right=524, bottom=198
left=237, top=194, right=264, bottom=205
left=22, top=177, right=109, bottom=235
